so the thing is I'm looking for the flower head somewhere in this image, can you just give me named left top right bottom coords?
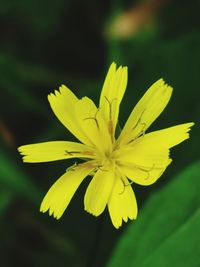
left=18, top=63, right=194, bottom=228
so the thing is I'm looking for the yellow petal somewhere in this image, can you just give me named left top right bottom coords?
left=48, top=85, right=92, bottom=145
left=116, top=138, right=170, bottom=168
left=116, top=135, right=171, bottom=185
left=137, top=122, right=194, bottom=149
left=40, top=163, right=95, bottom=219
left=118, top=79, right=172, bottom=145
left=116, top=123, right=194, bottom=185
left=74, top=96, right=112, bottom=154
left=18, top=141, right=95, bottom=163
left=99, top=62, right=128, bottom=139
left=119, top=160, right=171, bottom=186
left=84, top=162, right=115, bottom=216
left=108, top=176, right=137, bottom=229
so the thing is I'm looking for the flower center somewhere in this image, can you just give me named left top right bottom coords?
left=102, top=142, right=119, bottom=164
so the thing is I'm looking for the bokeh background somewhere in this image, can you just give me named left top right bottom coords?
left=0, top=0, right=200, bottom=266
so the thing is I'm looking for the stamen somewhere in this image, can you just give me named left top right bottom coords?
left=66, top=162, right=77, bottom=172
left=84, top=109, right=99, bottom=129
left=119, top=177, right=133, bottom=195
left=65, top=150, right=81, bottom=156
left=119, top=177, right=126, bottom=195
left=137, top=164, right=155, bottom=180
left=108, top=120, right=114, bottom=138
left=141, top=122, right=146, bottom=137
left=83, top=151, right=94, bottom=156
left=104, top=96, right=117, bottom=120
left=132, top=117, right=141, bottom=132
left=132, top=109, right=146, bottom=131
left=97, top=165, right=109, bottom=172
left=104, top=96, right=117, bottom=141
left=117, top=162, right=158, bottom=182
left=128, top=121, right=147, bottom=144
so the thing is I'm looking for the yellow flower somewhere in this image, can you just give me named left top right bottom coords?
left=18, top=63, right=194, bottom=228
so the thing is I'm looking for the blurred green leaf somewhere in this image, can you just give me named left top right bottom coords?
left=141, top=209, right=200, bottom=267
left=107, top=160, right=200, bottom=267
left=0, top=149, right=42, bottom=204
left=0, top=189, right=13, bottom=215
left=0, top=54, right=49, bottom=117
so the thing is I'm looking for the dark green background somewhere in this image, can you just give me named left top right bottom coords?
left=0, top=0, right=199, bottom=266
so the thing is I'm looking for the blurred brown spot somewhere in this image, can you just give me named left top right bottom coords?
left=0, top=120, right=16, bottom=146
left=106, top=0, right=167, bottom=39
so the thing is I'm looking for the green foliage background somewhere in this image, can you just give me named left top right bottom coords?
left=0, top=0, right=199, bottom=266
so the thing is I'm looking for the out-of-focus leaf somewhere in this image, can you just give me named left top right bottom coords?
left=107, top=160, right=200, bottom=267
left=0, top=54, right=48, bottom=117
left=0, top=149, right=42, bottom=204
left=0, top=189, right=13, bottom=215
left=17, top=0, right=69, bottom=35
left=141, top=209, right=200, bottom=267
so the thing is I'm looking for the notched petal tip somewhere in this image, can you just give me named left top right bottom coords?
left=185, top=122, right=195, bottom=138
left=40, top=208, right=47, bottom=214
left=55, top=89, right=61, bottom=97
left=47, top=92, right=56, bottom=102
left=59, top=84, right=69, bottom=94
left=155, top=78, right=173, bottom=91
left=18, top=144, right=28, bottom=153
left=188, top=122, right=195, bottom=128
left=157, top=78, right=167, bottom=85
left=21, top=157, right=29, bottom=163
left=48, top=84, right=74, bottom=101
left=52, top=211, right=61, bottom=220
left=122, top=66, right=128, bottom=72
left=84, top=206, right=101, bottom=217
left=40, top=199, right=48, bottom=211
left=132, top=211, right=138, bottom=220
left=110, top=61, right=128, bottom=72
left=116, top=65, right=122, bottom=72
left=159, top=78, right=173, bottom=92
left=112, top=214, right=137, bottom=229
left=113, top=222, right=122, bottom=229
left=40, top=204, right=63, bottom=220
left=17, top=146, right=30, bottom=162
left=17, top=146, right=23, bottom=154
left=110, top=61, right=117, bottom=68
left=48, top=86, right=68, bottom=100
left=60, top=84, right=67, bottom=88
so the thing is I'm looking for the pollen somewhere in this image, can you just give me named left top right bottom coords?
left=83, top=151, right=94, bottom=156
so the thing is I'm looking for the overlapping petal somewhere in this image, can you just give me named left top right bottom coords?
left=115, top=137, right=170, bottom=168
left=99, top=62, right=128, bottom=139
left=115, top=134, right=171, bottom=185
left=118, top=79, right=172, bottom=145
left=18, top=141, right=96, bottom=163
left=84, top=162, right=115, bottom=216
left=119, top=161, right=171, bottom=186
left=74, top=97, right=112, bottom=154
left=108, top=176, right=137, bottom=229
left=40, top=163, right=95, bottom=219
left=48, top=85, right=92, bottom=145
left=117, top=123, right=194, bottom=186
left=138, top=122, right=194, bottom=149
